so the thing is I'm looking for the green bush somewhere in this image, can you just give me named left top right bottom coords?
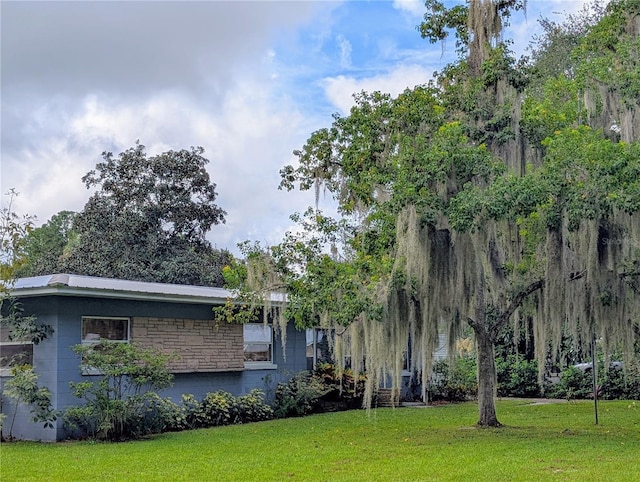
left=598, top=366, right=636, bottom=400
left=173, top=393, right=205, bottom=430
left=545, top=365, right=599, bottom=400
left=312, top=363, right=365, bottom=407
left=235, top=389, right=273, bottom=423
left=273, top=371, right=329, bottom=418
left=497, top=355, right=541, bottom=397
left=200, top=391, right=235, bottom=426
left=2, top=364, right=58, bottom=440
left=273, top=364, right=365, bottom=417
left=64, top=341, right=174, bottom=441
left=546, top=359, right=640, bottom=401
left=544, top=359, right=640, bottom=401
left=166, top=389, right=273, bottom=430
left=429, top=357, right=477, bottom=402
left=140, top=393, right=183, bottom=433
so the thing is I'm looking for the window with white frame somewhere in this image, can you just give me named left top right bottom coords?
left=306, top=328, right=333, bottom=370
left=81, top=317, right=130, bottom=344
left=243, top=324, right=273, bottom=363
left=0, top=325, right=33, bottom=375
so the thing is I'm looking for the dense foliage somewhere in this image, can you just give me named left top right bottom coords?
left=15, top=211, right=76, bottom=278
left=229, top=0, right=640, bottom=427
left=64, top=341, right=174, bottom=441
left=30, top=143, right=233, bottom=286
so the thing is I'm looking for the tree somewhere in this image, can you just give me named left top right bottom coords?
left=232, top=0, right=640, bottom=427
left=0, top=189, right=33, bottom=292
left=16, top=211, right=77, bottom=278
left=60, top=142, right=232, bottom=286
left=1, top=190, right=53, bottom=346
left=3, top=365, right=57, bottom=440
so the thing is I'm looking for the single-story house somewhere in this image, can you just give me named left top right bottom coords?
left=1, top=274, right=309, bottom=441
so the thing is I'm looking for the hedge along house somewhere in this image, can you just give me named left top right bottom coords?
left=0, top=274, right=308, bottom=441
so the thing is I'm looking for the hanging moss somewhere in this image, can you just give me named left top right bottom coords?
left=242, top=2, right=639, bottom=423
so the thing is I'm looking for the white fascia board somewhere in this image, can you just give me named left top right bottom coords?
left=10, top=274, right=287, bottom=306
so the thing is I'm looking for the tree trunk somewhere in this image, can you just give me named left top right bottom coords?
left=475, top=326, right=500, bottom=427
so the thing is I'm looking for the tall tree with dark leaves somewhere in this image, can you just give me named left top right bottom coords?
left=16, top=211, right=77, bottom=278
left=61, top=143, right=232, bottom=286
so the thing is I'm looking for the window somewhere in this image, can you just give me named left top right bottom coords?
left=0, top=326, right=33, bottom=375
left=243, top=324, right=273, bottom=364
left=306, top=328, right=333, bottom=370
left=80, top=317, right=130, bottom=375
left=81, top=317, right=129, bottom=344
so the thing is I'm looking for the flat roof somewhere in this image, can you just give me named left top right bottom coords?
left=12, top=273, right=236, bottom=305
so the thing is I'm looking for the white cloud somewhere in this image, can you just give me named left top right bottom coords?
left=392, top=0, right=425, bottom=17
left=337, top=34, right=353, bottom=69
left=1, top=0, right=598, bottom=259
left=321, top=64, right=433, bottom=115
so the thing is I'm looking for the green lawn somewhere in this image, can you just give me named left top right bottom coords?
left=2, top=400, right=639, bottom=481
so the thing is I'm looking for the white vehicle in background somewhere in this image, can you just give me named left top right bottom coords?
left=573, top=361, right=623, bottom=373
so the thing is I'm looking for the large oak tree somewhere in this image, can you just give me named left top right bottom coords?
left=228, top=0, right=640, bottom=426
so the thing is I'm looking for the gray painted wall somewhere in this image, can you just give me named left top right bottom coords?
left=1, top=295, right=307, bottom=441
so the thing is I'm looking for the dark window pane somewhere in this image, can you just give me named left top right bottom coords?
left=82, top=318, right=129, bottom=342
left=0, top=343, right=34, bottom=368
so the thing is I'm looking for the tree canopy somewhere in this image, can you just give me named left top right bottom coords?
left=46, top=143, right=232, bottom=286
left=15, top=210, right=76, bottom=279
left=229, top=0, right=640, bottom=426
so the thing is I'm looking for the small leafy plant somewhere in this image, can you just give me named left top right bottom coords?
left=64, top=341, right=174, bottom=441
left=2, top=364, right=57, bottom=440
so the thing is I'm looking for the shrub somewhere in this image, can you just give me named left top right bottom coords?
left=273, top=371, right=329, bottom=418
left=201, top=391, right=235, bottom=426
left=175, top=393, right=206, bottom=430
left=545, top=360, right=640, bottom=401
left=64, top=341, right=174, bottom=441
left=497, top=355, right=541, bottom=397
left=2, top=365, right=57, bottom=439
left=312, top=363, right=365, bottom=407
left=168, top=390, right=273, bottom=430
left=545, top=366, right=597, bottom=400
left=235, top=389, right=273, bottom=423
left=141, top=393, right=183, bottom=434
left=428, top=357, right=477, bottom=402
left=600, top=361, right=640, bottom=400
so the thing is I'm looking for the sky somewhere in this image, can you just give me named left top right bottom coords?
left=1, top=0, right=593, bottom=256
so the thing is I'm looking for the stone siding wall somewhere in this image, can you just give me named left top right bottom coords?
left=131, top=317, right=244, bottom=372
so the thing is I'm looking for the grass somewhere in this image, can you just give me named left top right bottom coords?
left=1, top=400, right=639, bottom=481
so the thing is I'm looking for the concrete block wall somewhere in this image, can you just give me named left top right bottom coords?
left=131, top=317, right=244, bottom=372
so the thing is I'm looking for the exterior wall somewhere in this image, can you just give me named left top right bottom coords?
left=1, top=294, right=308, bottom=441
left=132, top=317, right=244, bottom=372
left=0, top=297, right=60, bottom=442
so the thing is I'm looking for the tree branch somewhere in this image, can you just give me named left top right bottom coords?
left=492, top=279, right=544, bottom=336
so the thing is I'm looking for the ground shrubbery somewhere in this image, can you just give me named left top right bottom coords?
left=62, top=342, right=363, bottom=441
left=428, top=358, right=478, bottom=402
left=546, top=360, right=640, bottom=401
left=497, top=355, right=540, bottom=398
left=429, top=353, right=640, bottom=403
left=273, top=363, right=365, bottom=418
left=61, top=340, right=637, bottom=441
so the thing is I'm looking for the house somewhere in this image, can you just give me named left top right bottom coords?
left=1, top=274, right=308, bottom=441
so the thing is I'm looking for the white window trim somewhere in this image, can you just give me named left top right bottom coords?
left=243, top=323, right=277, bottom=370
